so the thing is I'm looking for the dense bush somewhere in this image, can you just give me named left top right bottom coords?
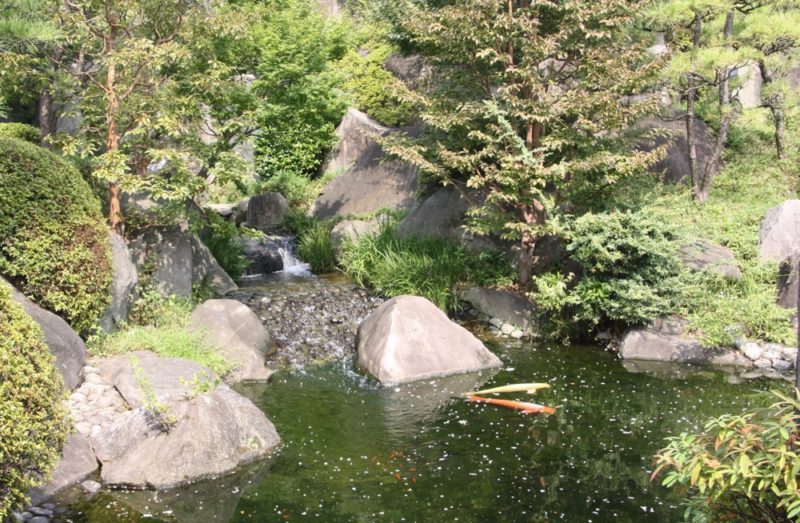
left=0, top=284, right=69, bottom=518
left=193, top=212, right=248, bottom=283
left=654, top=390, right=800, bottom=522
left=0, top=123, right=39, bottom=144
left=337, top=43, right=415, bottom=127
left=340, top=224, right=512, bottom=311
left=531, top=211, right=682, bottom=338
left=0, top=137, right=112, bottom=333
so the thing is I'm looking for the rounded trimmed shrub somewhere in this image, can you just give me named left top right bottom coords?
left=0, top=137, right=112, bottom=333
left=0, top=283, right=69, bottom=518
left=0, top=123, right=40, bottom=144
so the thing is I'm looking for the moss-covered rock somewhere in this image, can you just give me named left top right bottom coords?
left=0, top=123, right=40, bottom=144
left=0, top=283, right=69, bottom=518
left=0, top=137, right=112, bottom=333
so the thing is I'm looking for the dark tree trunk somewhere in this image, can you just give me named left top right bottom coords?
left=758, top=60, right=787, bottom=160
left=687, top=14, right=702, bottom=201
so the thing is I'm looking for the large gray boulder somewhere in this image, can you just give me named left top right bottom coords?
left=461, top=287, right=536, bottom=333
left=777, top=253, right=800, bottom=309
left=678, top=239, right=741, bottom=280
left=191, top=235, right=238, bottom=295
left=312, top=110, right=420, bottom=219
left=330, top=217, right=386, bottom=255
left=758, top=200, right=800, bottom=262
left=91, top=384, right=280, bottom=489
left=635, top=117, right=721, bottom=184
left=188, top=300, right=276, bottom=382
left=98, top=351, right=216, bottom=408
left=246, top=193, right=288, bottom=232
left=619, top=327, right=751, bottom=366
left=240, top=236, right=285, bottom=275
left=5, top=280, right=86, bottom=391
left=384, top=54, right=432, bottom=92
left=357, top=296, right=503, bottom=385
left=322, top=108, right=390, bottom=174
left=100, top=231, right=139, bottom=332
left=28, top=434, right=98, bottom=503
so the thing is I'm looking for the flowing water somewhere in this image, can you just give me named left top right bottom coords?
left=59, top=335, right=784, bottom=522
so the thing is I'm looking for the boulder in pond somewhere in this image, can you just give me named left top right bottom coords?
left=5, top=279, right=86, bottom=390
left=619, top=327, right=751, bottom=367
left=758, top=200, right=800, bottom=262
left=188, top=300, right=276, bottom=382
left=246, top=193, right=288, bottom=232
left=91, top=383, right=280, bottom=489
left=678, top=239, right=741, bottom=280
left=28, top=434, right=98, bottom=503
left=99, top=231, right=139, bottom=332
left=357, top=295, right=503, bottom=385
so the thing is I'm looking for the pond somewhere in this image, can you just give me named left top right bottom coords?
left=60, top=338, right=783, bottom=522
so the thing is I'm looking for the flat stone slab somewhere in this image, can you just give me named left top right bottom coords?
left=620, top=329, right=752, bottom=367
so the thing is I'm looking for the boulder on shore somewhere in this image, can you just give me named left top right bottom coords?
left=188, top=299, right=276, bottom=382
left=619, top=327, right=751, bottom=367
left=357, top=295, right=503, bottom=385
left=461, top=287, right=536, bottom=333
left=92, top=351, right=280, bottom=489
left=5, top=279, right=86, bottom=390
left=99, top=231, right=139, bottom=332
left=678, top=239, right=742, bottom=280
left=28, top=434, right=98, bottom=503
left=758, top=200, right=800, bottom=262
left=311, top=109, right=419, bottom=220
left=246, top=193, right=288, bottom=232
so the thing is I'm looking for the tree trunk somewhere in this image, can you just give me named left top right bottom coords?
left=516, top=200, right=545, bottom=286
left=758, top=61, right=787, bottom=160
left=105, top=25, right=122, bottom=232
left=687, top=14, right=701, bottom=201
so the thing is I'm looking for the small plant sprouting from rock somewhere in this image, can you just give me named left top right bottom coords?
left=180, top=372, right=220, bottom=399
left=129, top=355, right=177, bottom=433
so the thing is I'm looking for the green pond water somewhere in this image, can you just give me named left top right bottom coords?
left=61, top=341, right=785, bottom=522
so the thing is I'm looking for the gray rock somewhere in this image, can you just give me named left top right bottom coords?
left=129, top=226, right=194, bottom=298
left=776, top=253, right=800, bottom=309
left=396, top=186, right=505, bottom=252
left=773, top=359, right=792, bottom=372
left=191, top=235, right=238, bottom=295
left=4, top=279, right=86, bottom=391
left=619, top=329, right=752, bottom=366
left=758, top=200, right=800, bottom=262
left=741, top=342, right=764, bottom=361
left=205, top=203, right=236, bottom=220
left=461, top=287, right=536, bottom=332
left=246, top=193, right=288, bottom=232
left=678, top=239, right=741, bottom=280
left=384, top=54, right=432, bottom=92
left=99, top=232, right=138, bottom=332
left=330, top=217, right=386, bottom=255
left=239, top=236, right=285, bottom=275
left=29, top=516, right=48, bottom=523
left=28, top=434, right=98, bottom=503
left=635, top=117, right=721, bottom=184
left=91, top=384, right=280, bottom=489
left=188, top=300, right=276, bottom=382
left=648, top=315, right=690, bottom=336
left=81, top=480, right=102, bottom=494
left=312, top=110, right=420, bottom=219
left=357, top=295, right=503, bottom=385
left=754, top=357, right=773, bottom=369
left=97, top=351, right=216, bottom=409
left=781, top=345, right=798, bottom=361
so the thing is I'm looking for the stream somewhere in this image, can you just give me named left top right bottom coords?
left=54, top=254, right=785, bottom=522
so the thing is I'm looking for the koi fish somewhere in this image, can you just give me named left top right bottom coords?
left=468, top=395, right=555, bottom=415
left=464, top=383, right=551, bottom=396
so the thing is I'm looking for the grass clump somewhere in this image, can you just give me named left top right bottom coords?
left=339, top=223, right=512, bottom=311
left=0, top=284, right=69, bottom=518
left=90, top=288, right=233, bottom=377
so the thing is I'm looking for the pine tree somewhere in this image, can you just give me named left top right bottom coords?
left=384, top=0, right=664, bottom=285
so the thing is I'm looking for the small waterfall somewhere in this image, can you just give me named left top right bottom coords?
left=276, top=237, right=311, bottom=274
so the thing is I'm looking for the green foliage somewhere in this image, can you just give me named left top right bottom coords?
left=129, top=354, right=177, bottom=432
left=253, top=0, right=349, bottom=181
left=531, top=211, right=683, bottom=337
left=90, top=288, right=233, bottom=377
left=337, top=43, right=415, bottom=126
left=193, top=212, right=248, bottom=283
left=0, top=137, right=111, bottom=333
left=297, top=222, right=337, bottom=273
left=654, top=390, right=800, bottom=522
left=0, top=284, right=69, bottom=518
left=340, top=223, right=512, bottom=311
left=0, top=122, right=39, bottom=143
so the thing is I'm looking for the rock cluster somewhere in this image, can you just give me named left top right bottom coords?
left=736, top=340, right=797, bottom=372
left=460, top=287, right=537, bottom=340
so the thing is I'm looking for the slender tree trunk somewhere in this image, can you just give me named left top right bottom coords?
left=758, top=61, right=787, bottom=160
left=105, top=27, right=122, bottom=232
left=687, top=14, right=701, bottom=201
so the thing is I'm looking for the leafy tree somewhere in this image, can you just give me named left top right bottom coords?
left=384, top=0, right=664, bottom=285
